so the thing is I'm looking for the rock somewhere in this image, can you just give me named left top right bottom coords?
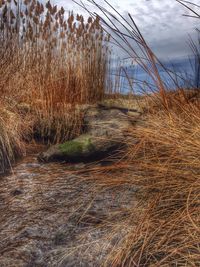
left=38, top=106, right=140, bottom=163
left=38, top=134, right=96, bottom=162
left=38, top=133, right=122, bottom=162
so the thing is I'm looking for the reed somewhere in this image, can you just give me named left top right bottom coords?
left=0, top=0, right=111, bottom=144
left=0, top=102, right=30, bottom=174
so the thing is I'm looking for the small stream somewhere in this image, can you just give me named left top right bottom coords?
left=0, top=147, right=137, bottom=267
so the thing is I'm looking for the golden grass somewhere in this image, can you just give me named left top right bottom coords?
left=0, top=0, right=200, bottom=265
left=0, top=0, right=113, bottom=172
left=107, top=106, right=200, bottom=266
left=0, top=102, right=30, bottom=174
left=74, top=94, right=200, bottom=266
left=69, top=2, right=200, bottom=264
left=0, top=0, right=111, bottom=144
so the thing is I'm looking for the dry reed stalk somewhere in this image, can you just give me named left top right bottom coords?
left=72, top=106, right=200, bottom=266
left=0, top=0, right=112, bottom=144
left=105, top=109, right=200, bottom=266
left=0, top=103, right=30, bottom=174
left=71, top=1, right=200, bottom=266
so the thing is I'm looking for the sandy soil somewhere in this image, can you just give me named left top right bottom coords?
left=0, top=151, right=137, bottom=267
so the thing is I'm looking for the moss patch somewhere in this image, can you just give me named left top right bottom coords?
left=59, top=140, right=83, bottom=157
left=59, top=136, right=95, bottom=157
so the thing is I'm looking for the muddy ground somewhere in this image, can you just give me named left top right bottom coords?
left=0, top=147, right=137, bottom=267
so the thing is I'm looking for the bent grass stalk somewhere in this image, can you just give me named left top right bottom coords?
left=70, top=1, right=200, bottom=266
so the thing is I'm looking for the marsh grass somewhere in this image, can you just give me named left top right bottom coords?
left=69, top=100, right=200, bottom=267
left=0, top=0, right=111, bottom=144
left=0, top=103, right=30, bottom=174
left=0, top=0, right=112, bottom=171
left=105, top=109, right=200, bottom=266
left=0, top=0, right=200, bottom=265
left=69, top=1, right=200, bottom=266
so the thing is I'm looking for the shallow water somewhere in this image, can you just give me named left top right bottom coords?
left=0, top=149, right=137, bottom=267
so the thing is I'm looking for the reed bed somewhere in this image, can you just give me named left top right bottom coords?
left=0, top=0, right=111, bottom=172
left=0, top=0, right=111, bottom=144
left=0, top=0, right=200, bottom=265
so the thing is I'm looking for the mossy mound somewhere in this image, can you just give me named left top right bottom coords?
left=38, top=135, right=97, bottom=162
left=59, top=136, right=95, bottom=157
left=38, top=106, right=140, bottom=163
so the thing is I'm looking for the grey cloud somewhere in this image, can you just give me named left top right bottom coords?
left=55, top=0, right=199, bottom=61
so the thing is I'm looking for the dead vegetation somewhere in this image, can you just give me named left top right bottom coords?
left=0, top=0, right=111, bottom=172
left=0, top=0, right=200, bottom=266
left=66, top=1, right=200, bottom=266
left=104, top=107, right=200, bottom=266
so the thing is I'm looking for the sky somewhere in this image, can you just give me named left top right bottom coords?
left=55, top=0, right=200, bottom=62
left=53, top=0, right=200, bottom=91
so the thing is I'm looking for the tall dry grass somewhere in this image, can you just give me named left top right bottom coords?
left=0, top=0, right=111, bottom=143
left=104, top=107, right=200, bottom=266
left=0, top=102, right=31, bottom=174
left=0, top=0, right=112, bottom=172
left=72, top=1, right=200, bottom=266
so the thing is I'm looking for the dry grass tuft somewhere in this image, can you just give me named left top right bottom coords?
left=105, top=107, right=200, bottom=266
left=71, top=1, right=200, bottom=266
left=76, top=101, right=200, bottom=266
left=0, top=102, right=30, bottom=174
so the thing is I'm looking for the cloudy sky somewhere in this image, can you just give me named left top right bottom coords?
left=55, top=0, right=199, bottom=62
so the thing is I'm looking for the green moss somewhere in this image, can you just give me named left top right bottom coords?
left=84, top=137, right=96, bottom=153
left=59, top=136, right=95, bottom=157
left=59, top=140, right=83, bottom=156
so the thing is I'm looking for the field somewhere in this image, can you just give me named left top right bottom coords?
left=0, top=0, right=200, bottom=266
